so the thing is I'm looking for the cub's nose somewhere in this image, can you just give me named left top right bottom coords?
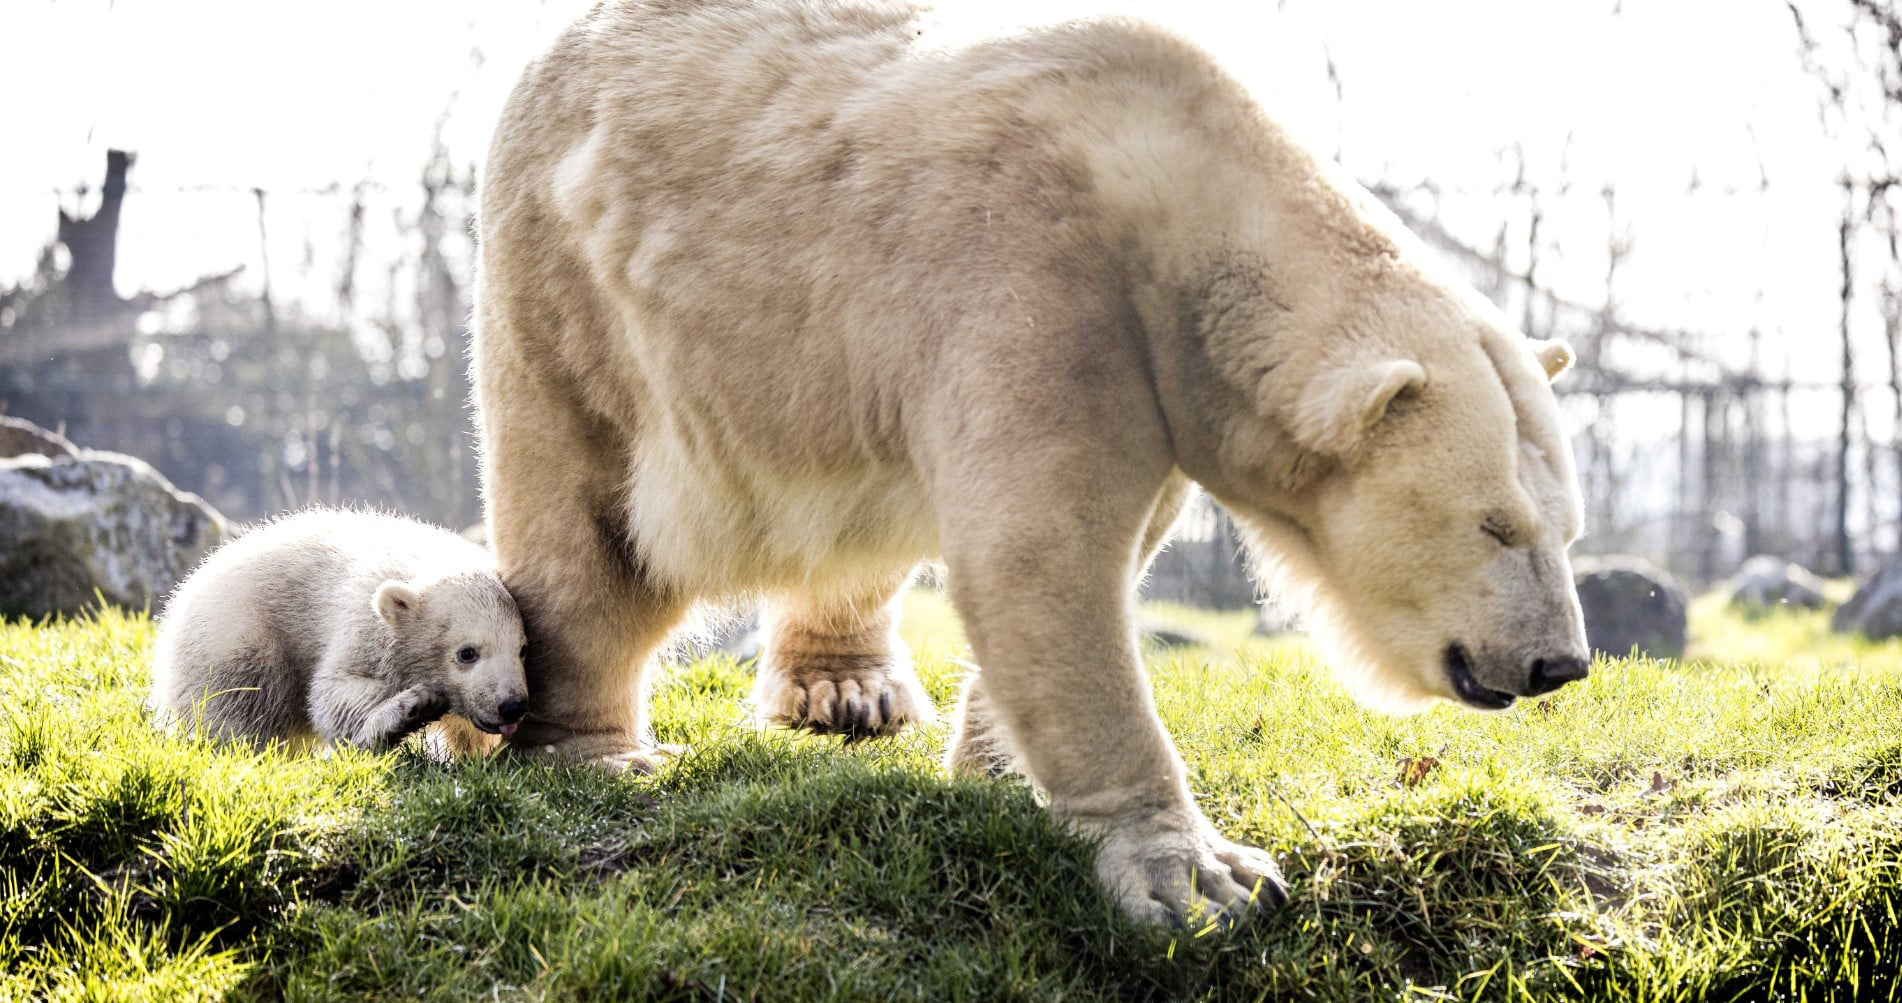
left=497, top=698, right=528, bottom=723
left=1524, top=655, right=1590, bottom=696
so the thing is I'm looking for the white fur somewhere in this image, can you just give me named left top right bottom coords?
left=150, top=508, right=527, bottom=756
left=472, top=0, right=1589, bottom=924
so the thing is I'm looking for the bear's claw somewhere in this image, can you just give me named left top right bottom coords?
left=752, top=662, right=932, bottom=739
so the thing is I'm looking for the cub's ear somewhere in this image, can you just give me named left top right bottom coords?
left=1291, top=357, right=1426, bottom=455
left=374, top=581, right=422, bottom=628
left=1531, top=338, right=1574, bottom=381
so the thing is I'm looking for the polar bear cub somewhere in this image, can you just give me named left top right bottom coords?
left=151, top=508, right=528, bottom=755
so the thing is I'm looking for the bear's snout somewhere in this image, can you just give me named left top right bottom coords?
left=498, top=697, right=528, bottom=723
left=1523, top=655, right=1589, bottom=696
left=1447, top=644, right=1590, bottom=708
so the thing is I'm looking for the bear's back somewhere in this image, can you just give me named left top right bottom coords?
left=158, top=509, right=489, bottom=674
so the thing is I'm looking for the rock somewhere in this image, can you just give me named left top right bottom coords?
left=0, top=451, right=228, bottom=619
left=1726, top=555, right=1828, bottom=613
left=0, top=416, right=77, bottom=461
left=1572, top=556, right=1687, bottom=660
left=1833, top=564, right=1902, bottom=639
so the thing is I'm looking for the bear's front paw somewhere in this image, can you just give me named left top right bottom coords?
left=1092, top=820, right=1288, bottom=928
left=504, top=728, right=685, bottom=774
left=751, top=654, right=933, bottom=740
left=593, top=742, right=685, bottom=773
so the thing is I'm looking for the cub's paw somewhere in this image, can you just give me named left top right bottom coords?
left=751, top=655, right=933, bottom=740
left=361, top=685, right=451, bottom=749
left=396, top=686, right=452, bottom=735
left=1093, top=823, right=1288, bottom=928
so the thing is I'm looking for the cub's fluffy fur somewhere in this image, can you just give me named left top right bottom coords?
left=475, top=0, right=1588, bottom=923
left=151, top=509, right=528, bottom=756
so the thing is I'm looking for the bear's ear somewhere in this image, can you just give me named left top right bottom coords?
left=1291, top=357, right=1426, bottom=455
left=1531, top=338, right=1574, bottom=382
left=373, top=581, right=422, bottom=629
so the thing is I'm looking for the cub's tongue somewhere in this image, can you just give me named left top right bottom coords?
left=499, top=722, right=519, bottom=737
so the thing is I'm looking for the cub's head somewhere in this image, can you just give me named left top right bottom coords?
left=374, top=572, right=529, bottom=736
left=1221, top=281, right=1590, bottom=712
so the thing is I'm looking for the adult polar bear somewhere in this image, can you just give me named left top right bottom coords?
left=475, top=0, right=1591, bottom=923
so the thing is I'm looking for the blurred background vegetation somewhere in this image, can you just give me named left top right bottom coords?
left=0, top=139, right=479, bottom=529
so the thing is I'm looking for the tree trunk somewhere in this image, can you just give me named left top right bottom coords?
left=1837, top=179, right=1857, bottom=576
left=1743, top=328, right=1764, bottom=557
left=54, top=150, right=135, bottom=319
left=1700, top=389, right=1721, bottom=583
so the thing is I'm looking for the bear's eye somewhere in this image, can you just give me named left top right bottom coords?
left=455, top=645, right=481, bottom=665
left=1481, top=517, right=1515, bottom=547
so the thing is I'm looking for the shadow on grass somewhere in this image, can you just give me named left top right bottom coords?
left=239, top=743, right=1637, bottom=1001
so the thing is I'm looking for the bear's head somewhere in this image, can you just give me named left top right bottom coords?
left=1209, top=272, right=1590, bottom=712
left=374, top=572, right=530, bottom=735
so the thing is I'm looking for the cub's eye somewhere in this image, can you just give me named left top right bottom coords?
left=455, top=645, right=480, bottom=665
left=1481, top=518, right=1514, bottom=547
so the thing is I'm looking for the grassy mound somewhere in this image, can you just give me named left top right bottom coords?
left=6, top=595, right=1902, bottom=1000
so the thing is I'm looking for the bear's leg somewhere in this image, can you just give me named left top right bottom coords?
left=309, top=670, right=449, bottom=750
left=941, top=468, right=1284, bottom=926
left=153, top=605, right=301, bottom=746
left=944, top=676, right=1010, bottom=776
left=165, top=673, right=296, bottom=749
left=946, top=473, right=1192, bottom=776
left=752, top=570, right=933, bottom=738
left=478, top=357, right=690, bottom=771
left=500, top=521, right=687, bottom=770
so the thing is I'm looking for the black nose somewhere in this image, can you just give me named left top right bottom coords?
left=1525, top=656, right=1590, bottom=696
left=497, top=698, right=528, bottom=723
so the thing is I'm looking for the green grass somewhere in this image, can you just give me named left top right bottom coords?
left=8, top=593, right=1902, bottom=1000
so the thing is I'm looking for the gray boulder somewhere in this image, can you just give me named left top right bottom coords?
left=1573, top=556, right=1687, bottom=660
left=0, top=451, right=227, bottom=619
left=1727, top=555, right=1828, bottom=613
left=0, top=416, right=77, bottom=461
left=1833, top=564, right=1902, bottom=639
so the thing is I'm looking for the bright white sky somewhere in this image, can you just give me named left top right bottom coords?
left=0, top=0, right=1868, bottom=390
